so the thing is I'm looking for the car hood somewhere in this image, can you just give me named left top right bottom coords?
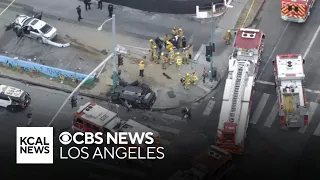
left=14, top=15, right=30, bottom=26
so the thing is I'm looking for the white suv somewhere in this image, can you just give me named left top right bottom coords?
left=0, top=84, right=31, bottom=111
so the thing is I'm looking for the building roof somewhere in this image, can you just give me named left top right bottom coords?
left=0, top=84, right=24, bottom=98
left=233, top=28, right=264, bottom=50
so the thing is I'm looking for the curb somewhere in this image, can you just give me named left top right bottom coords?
left=244, top=0, right=266, bottom=28
left=0, top=74, right=111, bottom=101
left=151, top=77, right=221, bottom=111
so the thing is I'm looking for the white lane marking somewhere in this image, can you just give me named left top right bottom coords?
left=250, top=93, right=270, bottom=124
left=161, top=139, right=171, bottom=146
left=264, top=102, right=278, bottom=128
left=303, top=24, right=320, bottom=59
left=299, top=102, right=318, bottom=133
left=141, top=122, right=180, bottom=134
left=202, top=100, right=215, bottom=116
left=161, top=113, right=186, bottom=123
left=0, top=0, right=16, bottom=16
left=313, top=122, right=320, bottom=136
left=256, top=80, right=320, bottom=94
left=258, top=22, right=290, bottom=80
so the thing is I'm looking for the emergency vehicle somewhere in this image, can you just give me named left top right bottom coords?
left=215, top=28, right=265, bottom=154
left=168, top=145, right=233, bottom=180
left=281, top=0, right=315, bottom=23
left=72, top=102, right=161, bottom=149
left=272, top=54, right=308, bottom=128
left=0, top=84, right=31, bottom=111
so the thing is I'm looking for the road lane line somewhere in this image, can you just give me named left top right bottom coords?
left=313, top=122, right=320, bottom=136
left=258, top=22, right=290, bottom=80
left=264, top=102, right=278, bottom=128
left=250, top=93, right=269, bottom=124
left=0, top=0, right=15, bottom=16
left=256, top=80, right=320, bottom=94
left=303, top=24, right=320, bottom=59
left=141, top=122, right=180, bottom=134
left=299, top=102, right=318, bottom=134
left=202, top=100, right=215, bottom=116
left=161, top=113, right=186, bottom=123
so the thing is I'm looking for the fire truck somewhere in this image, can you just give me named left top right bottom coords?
left=168, top=145, right=233, bottom=180
left=281, top=0, right=315, bottom=23
left=215, top=28, right=265, bottom=154
left=272, top=54, right=308, bottom=128
left=72, top=102, right=161, bottom=149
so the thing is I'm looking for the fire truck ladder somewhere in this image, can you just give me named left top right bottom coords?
left=229, top=62, right=247, bottom=122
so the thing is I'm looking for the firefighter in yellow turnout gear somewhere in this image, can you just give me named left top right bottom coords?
left=184, top=73, right=191, bottom=90
left=175, top=52, right=182, bottom=71
left=149, top=39, right=155, bottom=61
left=224, top=29, right=232, bottom=45
left=166, top=41, right=173, bottom=51
left=191, top=71, right=198, bottom=85
left=152, top=45, right=159, bottom=63
left=168, top=48, right=175, bottom=65
left=182, top=48, right=190, bottom=64
left=160, top=52, right=167, bottom=70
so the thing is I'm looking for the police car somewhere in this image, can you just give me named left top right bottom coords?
left=0, top=84, right=31, bottom=111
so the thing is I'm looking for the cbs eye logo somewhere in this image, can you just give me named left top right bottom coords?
left=59, top=132, right=72, bottom=145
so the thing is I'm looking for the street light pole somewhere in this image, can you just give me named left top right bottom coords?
left=98, top=14, right=117, bottom=91
left=210, top=1, right=214, bottom=82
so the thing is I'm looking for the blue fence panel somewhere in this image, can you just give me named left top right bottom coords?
left=0, top=55, right=95, bottom=82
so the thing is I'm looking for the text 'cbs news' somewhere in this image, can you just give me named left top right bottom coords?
left=16, top=127, right=165, bottom=164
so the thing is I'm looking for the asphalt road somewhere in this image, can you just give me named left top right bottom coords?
left=0, top=77, right=212, bottom=180
left=103, top=0, right=223, bottom=14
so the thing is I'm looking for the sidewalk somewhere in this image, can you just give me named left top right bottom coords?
left=0, top=0, right=264, bottom=110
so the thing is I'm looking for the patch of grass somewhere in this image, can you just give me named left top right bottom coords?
left=234, top=0, right=265, bottom=29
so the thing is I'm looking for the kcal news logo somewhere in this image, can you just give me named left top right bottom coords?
left=16, top=127, right=53, bottom=164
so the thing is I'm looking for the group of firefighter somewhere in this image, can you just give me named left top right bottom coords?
left=148, top=27, right=198, bottom=89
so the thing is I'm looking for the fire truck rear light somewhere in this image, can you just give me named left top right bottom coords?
left=304, top=115, right=308, bottom=126
left=280, top=116, right=285, bottom=127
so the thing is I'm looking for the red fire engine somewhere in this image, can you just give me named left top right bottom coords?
left=281, top=0, right=315, bottom=23
left=215, top=28, right=265, bottom=154
left=168, top=145, right=233, bottom=180
left=72, top=102, right=161, bottom=148
left=272, top=54, right=308, bottom=129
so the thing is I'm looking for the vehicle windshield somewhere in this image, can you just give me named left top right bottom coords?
left=40, top=24, right=52, bottom=34
left=22, top=18, right=32, bottom=26
left=20, top=94, right=26, bottom=102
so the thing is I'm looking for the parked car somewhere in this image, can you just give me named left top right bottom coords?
left=11, top=14, right=57, bottom=43
left=0, top=84, right=31, bottom=111
left=111, top=81, right=156, bottom=110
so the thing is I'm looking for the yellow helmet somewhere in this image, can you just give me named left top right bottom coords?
left=149, top=39, right=153, bottom=42
left=176, top=52, right=180, bottom=55
left=161, top=52, right=164, bottom=56
left=153, top=45, right=157, bottom=48
left=170, top=48, right=173, bottom=51
left=178, top=28, right=182, bottom=31
left=227, top=29, right=231, bottom=33
left=186, top=73, right=190, bottom=76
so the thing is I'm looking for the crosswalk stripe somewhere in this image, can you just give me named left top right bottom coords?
left=313, top=122, right=320, bottom=136
left=264, top=102, right=278, bottom=128
left=256, top=80, right=320, bottom=94
left=202, top=100, right=215, bottom=116
left=141, top=122, right=180, bottom=134
left=299, top=102, right=318, bottom=134
left=161, top=113, right=186, bottom=123
left=250, top=93, right=270, bottom=124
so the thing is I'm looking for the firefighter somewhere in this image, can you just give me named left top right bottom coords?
left=177, top=28, right=184, bottom=48
left=139, top=60, right=145, bottom=77
left=178, top=28, right=183, bottom=36
left=191, top=71, right=198, bottom=85
left=182, top=48, right=189, bottom=64
left=163, top=34, right=169, bottom=42
left=168, top=48, right=175, bottom=65
left=149, top=39, right=155, bottom=61
left=224, top=29, right=232, bottom=45
left=175, top=52, right=182, bottom=71
left=184, top=73, right=191, bottom=89
left=166, top=40, right=173, bottom=51
left=171, top=27, right=178, bottom=36
left=160, top=52, right=167, bottom=70
left=152, top=45, right=159, bottom=63
left=181, top=36, right=187, bottom=48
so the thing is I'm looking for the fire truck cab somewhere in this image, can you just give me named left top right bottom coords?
left=72, top=102, right=161, bottom=147
left=281, top=0, right=315, bottom=23
left=215, top=28, right=265, bottom=154
left=168, top=145, right=233, bottom=180
left=272, top=54, right=308, bottom=129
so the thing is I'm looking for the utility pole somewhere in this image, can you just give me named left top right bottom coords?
left=210, top=1, right=214, bottom=82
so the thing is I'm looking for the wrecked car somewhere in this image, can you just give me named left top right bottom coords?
left=8, top=13, right=57, bottom=43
